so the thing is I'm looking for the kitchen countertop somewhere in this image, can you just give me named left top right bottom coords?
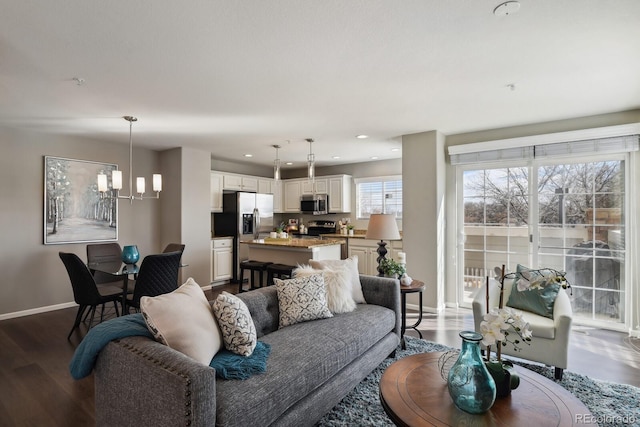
left=321, top=233, right=366, bottom=239
left=321, top=233, right=402, bottom=240
left=242, top=238, right=344, bottom=249
left=211, top=236, right=234, bottom=240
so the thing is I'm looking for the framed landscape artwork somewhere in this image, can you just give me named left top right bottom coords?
left=44, top=156, right=119, bottom=245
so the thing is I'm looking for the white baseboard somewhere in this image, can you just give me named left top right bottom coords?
left=0, top=301, right=77, bottom=321
left=406, top=302, right=441, bottom=314
left=0, top=283, right=225, bottom=322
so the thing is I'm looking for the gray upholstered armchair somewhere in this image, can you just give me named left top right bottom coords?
left=472, top=277, right=573, bottom=379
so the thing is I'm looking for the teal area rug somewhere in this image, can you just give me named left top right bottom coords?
left=315, top=336, right=640, bottom=427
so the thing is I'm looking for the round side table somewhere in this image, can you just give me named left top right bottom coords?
left=400, top=280, right=425, bottom=349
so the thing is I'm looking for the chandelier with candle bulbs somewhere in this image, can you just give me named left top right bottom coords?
left=97, top=116, right=162, bottom=203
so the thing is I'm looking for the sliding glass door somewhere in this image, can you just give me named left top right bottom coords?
left=459, top=155, right=628, bottom=329
left=536, top=159, right=625, bottom=324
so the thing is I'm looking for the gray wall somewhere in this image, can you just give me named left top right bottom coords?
left=178, top=147, right=212, bottom=287
left=0, top=125, right=162, bottom=317
left=402, top=131, right=446, bottom=311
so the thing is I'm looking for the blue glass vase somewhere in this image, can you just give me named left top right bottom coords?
left=447, top=331, right=496, bottom=414
left=121, top=245, right=140, bottom=265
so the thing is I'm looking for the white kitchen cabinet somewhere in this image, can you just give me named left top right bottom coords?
left=272, top=180, right=283, bottom=213
left=348, top=238, right=402, bottom=276
left=328, top=175, right=352, bottom=213
left=283, top=180, right=302, bottom=212
left=222, top=174, right=242, bottom=190
left=348, top=244, right=375, bottom=275
left=242, top=176, right=258, bottom=192
left=210, top=172, right=223, bottom=212
left=223, top=174, right=258, bottom=192
left=258, top=178, right=273, bottom=194
left=301, top=178, right=328, bottom=195
left=211, top=238, right=233, bottom=283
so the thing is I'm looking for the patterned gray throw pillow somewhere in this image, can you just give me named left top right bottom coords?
left=212, top=291, right=257, bottom=356
left=275, top=274, right=333, bottom=328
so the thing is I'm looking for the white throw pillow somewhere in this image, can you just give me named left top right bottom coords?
left=309, top=256, right=366, bottom=303
left=212, top=291, right=257, bottom=356
left=294, top=265, right=356, bottom=314
left=140, top=277, right=222, bottom=365
left=275, top=274, right=333, bottom=328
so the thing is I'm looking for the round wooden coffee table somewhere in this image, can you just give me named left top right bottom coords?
left=379, top=352, right=597, bottom=427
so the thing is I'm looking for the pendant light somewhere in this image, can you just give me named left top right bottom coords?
left=97, top=116, right=162, bottom=203
left=306, top=138, right=315, bottom=181
left=272, top=144, right=281, bottom=181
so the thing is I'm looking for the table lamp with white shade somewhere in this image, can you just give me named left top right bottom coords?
left=365, top=214, right=401, bottom=276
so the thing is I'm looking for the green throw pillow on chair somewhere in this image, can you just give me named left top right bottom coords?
left=506, top=264, right=560, bottom=319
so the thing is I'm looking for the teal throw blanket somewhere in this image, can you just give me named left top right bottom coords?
left=69, top=313, right=270, bottom=381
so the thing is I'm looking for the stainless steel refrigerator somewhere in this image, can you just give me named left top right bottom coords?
left=213, top=192, right=274, bottom=283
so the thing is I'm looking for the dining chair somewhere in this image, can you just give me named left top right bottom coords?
left=162, top=243, right=185, bottom=254
left=59, top=252, right=123, bottom=339
left=125, top=251, right=182, bottom=313
left=87, top=243, right=124, bottom=285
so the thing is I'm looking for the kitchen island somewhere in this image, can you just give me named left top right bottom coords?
left=241, top=238, right=343, bottom=266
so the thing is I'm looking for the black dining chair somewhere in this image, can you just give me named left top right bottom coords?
left=124, top=251, right=182, bottom=313
left=87, top=243, right=124, bottom=286
left=162, top=243, right=185, bottom=255
left=59, top=252, right=123, bottom=339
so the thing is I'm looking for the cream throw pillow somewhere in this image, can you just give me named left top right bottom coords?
left=275, top=274, right=333, bottom=328
left=294, top=265, right=356, bottom=314
left=140, top=277, right=222, bottom=365
left=309, top=256, right=366, bottom=303
left=212, top=291, right=257, bottom=356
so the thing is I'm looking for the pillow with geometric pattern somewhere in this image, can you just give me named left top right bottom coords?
left=212, top=291, right=257, bottom=356
left=274, top=274, right=333, bottom=328
left=293, top=265, right=356, bottom=314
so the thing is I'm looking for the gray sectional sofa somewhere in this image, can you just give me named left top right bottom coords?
left=94, top=275, right=401, bottom=427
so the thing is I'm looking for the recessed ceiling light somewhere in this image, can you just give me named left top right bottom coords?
left=370, top=156, right=379, bottom=160
left=493, top=1, right=520, bottom=16
left=332, top=156, right=341, bottom=159
left=244, top=154, right=253, bottom=158
left=356, top=135, right=368, bottom=139
left=391, top=148, right=400, bottom=152
left=285, top=162, right=293, bottom=165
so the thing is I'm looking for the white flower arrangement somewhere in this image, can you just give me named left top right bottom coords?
left=480, top=306, right=532, bottom=354
left=513, top=267, right=571, bottom=292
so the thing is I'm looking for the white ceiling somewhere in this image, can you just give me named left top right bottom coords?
left=1, top=1, right=639, bottom=169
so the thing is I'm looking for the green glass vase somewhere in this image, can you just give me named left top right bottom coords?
left=447, top=331, right=496, bottom=414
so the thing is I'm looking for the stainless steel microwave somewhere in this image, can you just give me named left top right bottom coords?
left=300, top=194, right=328, bottom=215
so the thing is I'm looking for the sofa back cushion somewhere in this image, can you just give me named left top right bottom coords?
left=235, top=287, right=281, bottom=338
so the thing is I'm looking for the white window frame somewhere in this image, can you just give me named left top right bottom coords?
left=452, top=125, right=639, bottom=334
left=354, top=175, right=403, bottom=219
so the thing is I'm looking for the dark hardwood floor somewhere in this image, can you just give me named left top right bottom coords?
left=1, top=282, right=639, bottom=426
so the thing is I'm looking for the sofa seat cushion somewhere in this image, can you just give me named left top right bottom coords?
left=214, top=303, right=396, bottom=427
left=510, top=307, right=556, bottom=339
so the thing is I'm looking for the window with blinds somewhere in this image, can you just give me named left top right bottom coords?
left=449, top=134, right=639, bottom=165
left=355, top=176, right=402, bottom=219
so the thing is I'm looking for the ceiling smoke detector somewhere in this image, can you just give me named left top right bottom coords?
left=493, top=1, right=520, bottom=17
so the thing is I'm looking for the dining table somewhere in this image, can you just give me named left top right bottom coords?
left=88, top=255, right=188, bottom=314
left=87, top=261, right=139, bottom=314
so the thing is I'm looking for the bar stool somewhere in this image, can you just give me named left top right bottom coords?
left=267, top=264, right=296, bottom=286
left=239, top=260, right=272, bottom=293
